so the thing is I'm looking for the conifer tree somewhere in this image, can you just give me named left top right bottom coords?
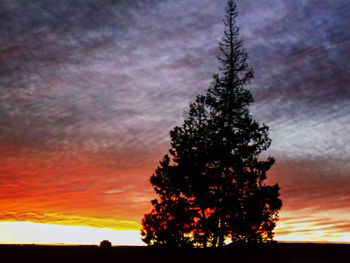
left=141, top=0, right=282, bottom=248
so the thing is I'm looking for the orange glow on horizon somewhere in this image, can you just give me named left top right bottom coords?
left=1, top=142, right=349, bottom=245
left=1, top=218, right=350, bottom=245
left=274, top=210, right=350, bottom=244
left=0, top=222, right=143, bottom=246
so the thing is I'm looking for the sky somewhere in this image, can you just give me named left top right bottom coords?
left=0, top=0, right=350, bottom=245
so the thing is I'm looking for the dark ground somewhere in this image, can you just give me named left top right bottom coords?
left=1, top=243, right=349, bottom=263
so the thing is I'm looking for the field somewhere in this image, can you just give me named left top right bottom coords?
left=1, top=243, right=349, bottom=263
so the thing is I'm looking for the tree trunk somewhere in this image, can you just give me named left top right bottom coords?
left=201, top=208, right=208, bottom=248
left=218, top=233, right=224, bottom=248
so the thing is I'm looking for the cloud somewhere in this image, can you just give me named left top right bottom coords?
left=0, top=0, right=223, bottom=155
left=0, top=211, right=140, bottom=230
left=275, top=211, right=350, bottom=242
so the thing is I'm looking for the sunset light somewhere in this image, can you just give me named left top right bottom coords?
left=1, top=217, right=350, bottom=245
left=274, top=212, right=350, bottom=244
left=0, top=222, right=142, bottom=246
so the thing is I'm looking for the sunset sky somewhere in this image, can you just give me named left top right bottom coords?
left=1, top=0, right=350, bottom=245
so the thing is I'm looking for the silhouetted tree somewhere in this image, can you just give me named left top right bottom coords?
left=141, top=155, right=198, bottom=247
left=141, top=0, right=282, bottom=248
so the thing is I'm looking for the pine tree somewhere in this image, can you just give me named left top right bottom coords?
left=141, top=0, right=282, bottom=248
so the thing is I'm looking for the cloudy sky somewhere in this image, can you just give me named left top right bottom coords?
left=0, top=0, right=349, bottom=244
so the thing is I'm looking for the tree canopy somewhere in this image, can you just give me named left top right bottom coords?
left=141, top=0, right=282, bottom=248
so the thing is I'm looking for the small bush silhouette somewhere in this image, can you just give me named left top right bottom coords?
left=100, top=240, right=112, bottom=248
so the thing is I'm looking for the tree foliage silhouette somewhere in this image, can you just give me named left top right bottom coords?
left=141, top=0, right=282, bottom=248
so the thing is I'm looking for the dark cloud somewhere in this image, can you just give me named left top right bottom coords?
left=0, top=0, right=224, bottom=153
left=244, top=0, right=350, bottom=126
